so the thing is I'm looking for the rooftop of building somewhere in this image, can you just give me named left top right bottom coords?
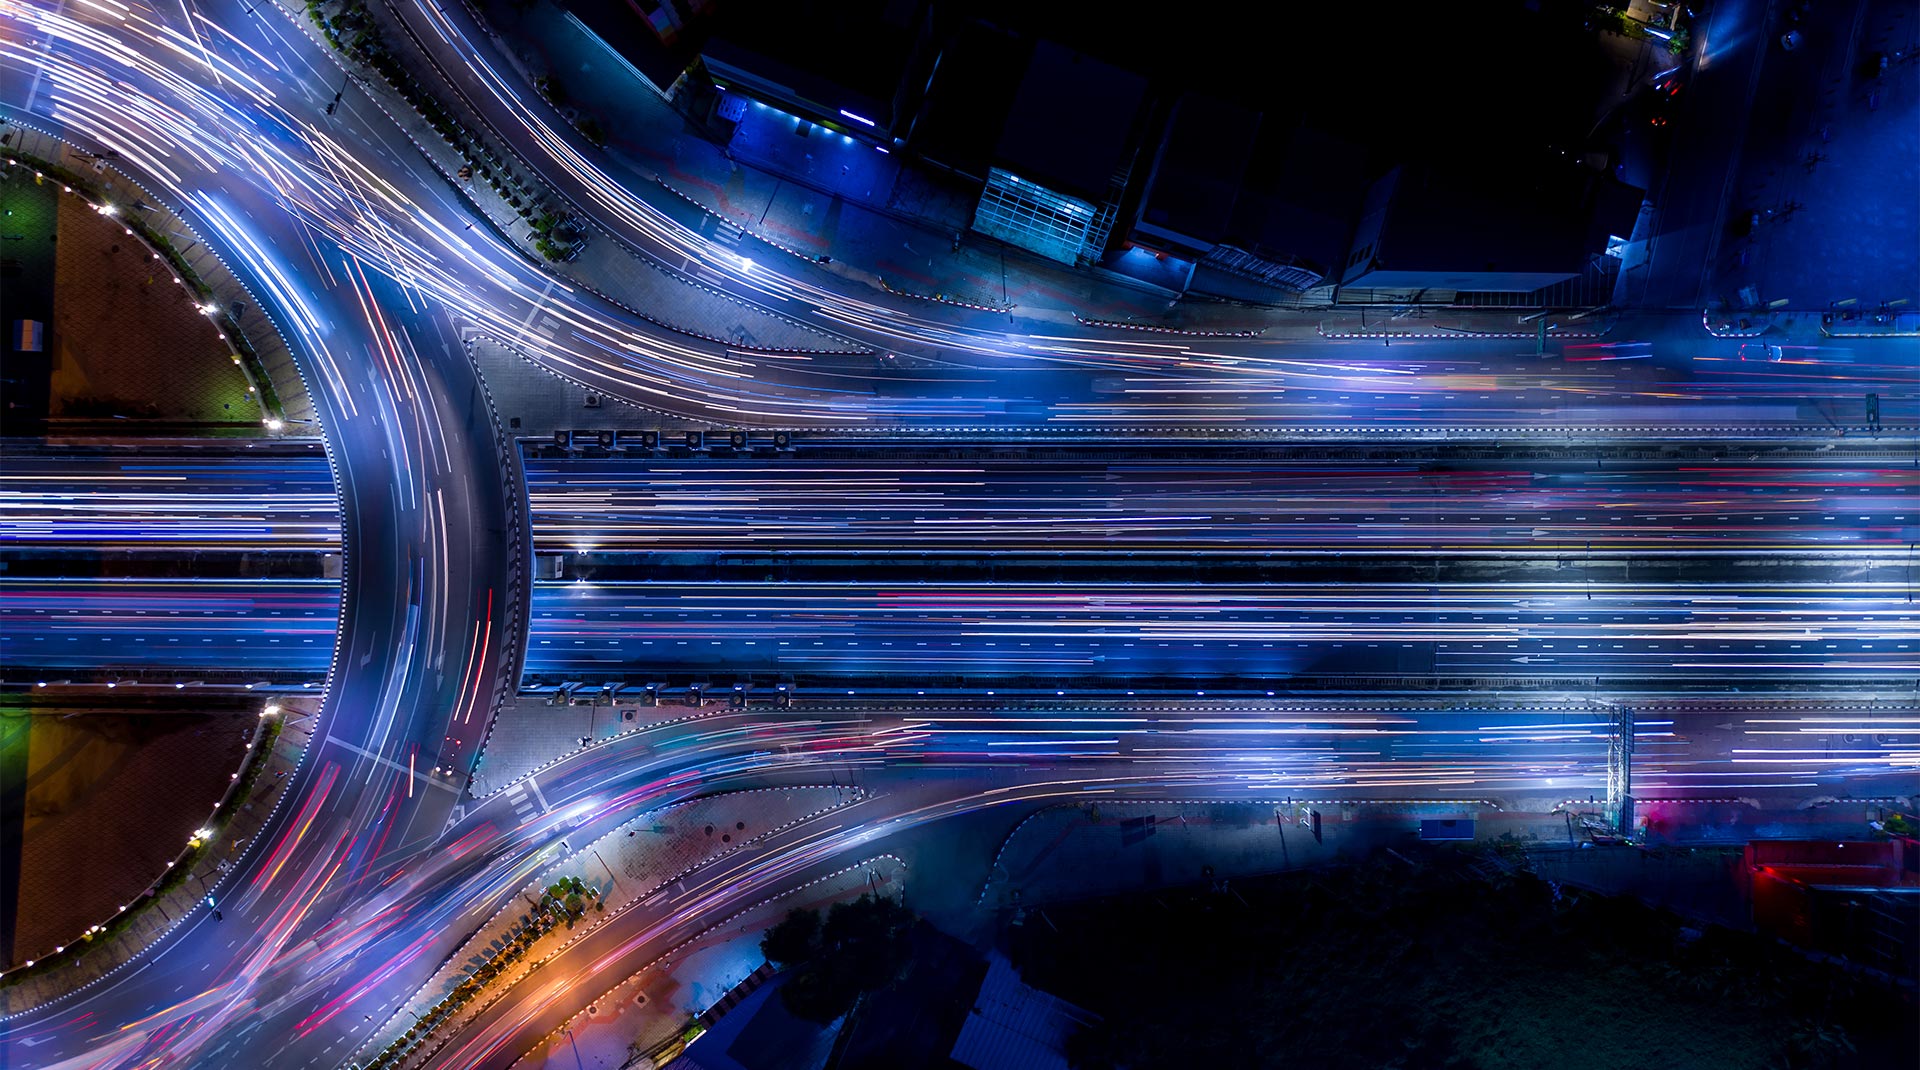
left=1134, top=94, right=1262, bottom=251
left=992, top=40, right=1148, bottom=201
left=950, top=950, right=1098, bottom=1070
left=702, top=0, right=931, bottom=122
left=905, top=18, right=1031, bottom=180
left=1184, top=122, right=1370, bottom=281
left=563, top=1, right=703, bottom=96
left=1369, top=153, right=1644, bottom=274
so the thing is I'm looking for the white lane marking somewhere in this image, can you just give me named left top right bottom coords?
left=323, top=735, right=457, bottom=794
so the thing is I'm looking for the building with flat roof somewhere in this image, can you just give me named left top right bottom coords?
left=1130, top=94, right=1261, bottom=261
left=699, top=0, right=937, bottom=143
left=1340, top=154, right=1643, bottom=296
left=560, top=1, right=705, bottom=99
left=1115, top=112, right=1365, bottom=299
left=1111, top=93, right=1259, bottom=292
left=969, top=41, right=1150, bottom=266
left=950, top=950, right=1098, bottom=1070
left=903, top=19, right=1029, bottom=183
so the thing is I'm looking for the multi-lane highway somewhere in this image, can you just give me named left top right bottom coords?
left=0, top=578, right=339, bottom=676
left=46, top=574, right=1919, bottom=689
left=0, top=442, right=342, bottom=681
left=333, top=700, right=1920, bottom=1069
left=23, top=440, right=1914, bottom=690
left=523, top=441, right=1918, bottom=691
left=527, top=440, right=1919, bottom=554
left=0, top=0, right=1914, bottom=1069
left=0, top=442, right=339, bottom=552
left=526, top=579, right=1920, bottom=686
left=4, top=4, right=518, bottom=1065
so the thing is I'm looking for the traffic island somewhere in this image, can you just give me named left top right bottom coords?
left=0, top=126, right=311, bottom=429
left=46, top=186, right=258, bottom=428
left=0, top=700, right=314, bottom=1014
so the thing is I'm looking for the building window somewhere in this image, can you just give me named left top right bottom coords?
left=972, top=169, right=1103, bottom=266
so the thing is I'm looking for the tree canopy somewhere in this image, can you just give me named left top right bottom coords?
left=761, top=906, right=822, bottom=967
left=769, top=894, right=914, bottom=1023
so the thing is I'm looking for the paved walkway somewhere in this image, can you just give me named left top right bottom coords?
left=1631, top=0, right=1920, bottom=310
left=978, top=800, right=1560, bottom=909
left=1705, top=0, right=1919, bottom=310
left=467, top=693, right=671, bottom=799
left=1528, top=845, right=1750, bottom=929
left=979, top=795, right=1900, bottom=915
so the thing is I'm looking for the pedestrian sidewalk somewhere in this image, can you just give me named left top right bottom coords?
left=468, top=693, right=708, bottom=799
left=360, top=786, right=860, bottom=1068
left=1700, top=303, right=1920, bottom=343
left=1528, top=845, right=1750, bottom=929
left=519, top=855, right=907, bottom=1070
left=1700, top=0, right=1919, bottom=311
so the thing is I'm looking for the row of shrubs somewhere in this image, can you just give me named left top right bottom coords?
left=364, top=877, right=602, bottom=1068
left=306, top=0, right=588, bottom=262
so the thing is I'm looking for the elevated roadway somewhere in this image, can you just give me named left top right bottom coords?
left=0, top=3, right=1912, bottom=1069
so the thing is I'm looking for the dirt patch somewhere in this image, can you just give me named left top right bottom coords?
left=48, top=194, right=256, bottom=425
left=8, top=712, right=250, bottom=967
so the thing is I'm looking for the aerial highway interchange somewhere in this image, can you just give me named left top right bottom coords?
left=0, top=0, right=1914, bottom=1068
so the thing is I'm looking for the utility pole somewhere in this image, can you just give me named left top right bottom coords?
left=1605, top=703, right=1634, bottom=838
left=326, top=75, right=350, bottom=117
